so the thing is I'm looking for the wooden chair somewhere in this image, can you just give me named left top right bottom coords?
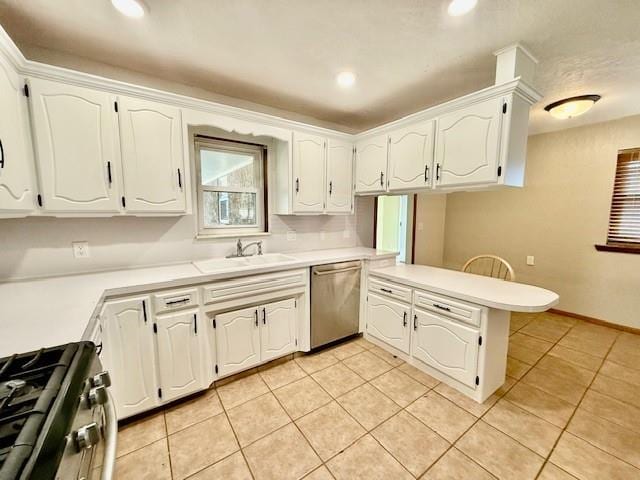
left=461, top=254, right=515, bottom=281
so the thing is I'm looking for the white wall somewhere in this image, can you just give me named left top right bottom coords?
left=442, top=115, right=640, bottom=328
left=0, top=200, right=370, bottom=281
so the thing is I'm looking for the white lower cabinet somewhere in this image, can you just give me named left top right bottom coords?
left=100, top=297, right=159, bottom=418
left=261, top=298, right=297, bottom=362
left=366, top=293, right=411, bottom=354
left=411, top=307, right=479, bottom=388
left=215, top=305, right=261, bottom=377
left=215, top=298, right=297, bottom=377
left=155, top=309, right=204, bottom=403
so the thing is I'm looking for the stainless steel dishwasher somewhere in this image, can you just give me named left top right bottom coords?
left=310, top=260, right=361, bottom=349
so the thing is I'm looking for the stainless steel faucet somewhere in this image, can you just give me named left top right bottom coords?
left=227, top=239, right=263, bottom=258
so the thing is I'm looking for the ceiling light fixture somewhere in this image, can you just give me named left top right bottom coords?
left=544, top=95, right=601, bottom=119
left=336, top=71, right=356, bottom=88
left=111, top=0, right=146, bottom=18
left=448, top=0, right=478, bottom=16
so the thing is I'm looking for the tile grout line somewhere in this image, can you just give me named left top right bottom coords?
left=531, top=320, right=620, bottom=479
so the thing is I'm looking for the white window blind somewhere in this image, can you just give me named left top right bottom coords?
left=607, top=148, right=640, bottom=244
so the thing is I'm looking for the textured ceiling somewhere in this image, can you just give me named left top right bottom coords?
left=0, top=0, right=639, bottom=134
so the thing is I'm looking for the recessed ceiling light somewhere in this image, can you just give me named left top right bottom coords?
left=544, top=95, right=601, bottom=119
left=111, top=0, right=146, bottom=18
left=448, top=0, right=478, bottom=16
left=336, top=71, right=356, bottom=88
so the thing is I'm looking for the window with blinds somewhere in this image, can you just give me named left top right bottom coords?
left=606, top=148, right=640, bottom=245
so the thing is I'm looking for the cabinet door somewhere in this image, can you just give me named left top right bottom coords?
left=0, top=58, right=36, bottom=215
left=292, top=131, right=325, bottom=213
left=101, top=297, right=158, bottom=419
left=155, top=310, right=203, bottom=402
left=411, top=308, right=479, bottom=388
left=326, top=139, right=353, bottom=213
left=28, top=78, right=120, bottom=213
left=118, top=97, right=186, bottom=213
left=261, top=298, right=297, bottom=362
left=215, top=305, right=261, bottom=376
left=366, top=293, right=410, bottom=353
left=355, top=134, right=388, bottom=193
left=387, top=121, right=435, bottom=191
left=435, top=97, right=504, bottom=187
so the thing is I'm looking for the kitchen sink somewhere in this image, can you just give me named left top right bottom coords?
left=193, top=253, right=297, bottom=273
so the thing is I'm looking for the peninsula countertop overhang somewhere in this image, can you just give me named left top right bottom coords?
left=369, top=264, right=559, bottom=312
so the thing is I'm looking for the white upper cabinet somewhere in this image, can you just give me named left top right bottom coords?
left=28, top=78, right=121, bottom=213
left=155, top=310, right=203, bottom=402
left=366, top=293, right=411, bottom=354
left=118, top=96, right=186, bottom=213
left=261, top=298, right=297, bottom=362
left=100, top=297, right=158, bottom=419
left=355, top=134, right=388, bottom=194
left=411, top=307, right=479, bottom=388
left=292, top=131, right=326, bottom=213
left=0, top=58, right=36, bottom=216
left=215, top=305, right=261, bottom=377
left=326, top=138, right=353, bottom=213
left=387, top=120, right=435, bottom=192
left=434, top=96, right=504, bottom=188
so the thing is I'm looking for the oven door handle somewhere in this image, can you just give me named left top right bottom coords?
left=101, top=390, right=118, bottom=480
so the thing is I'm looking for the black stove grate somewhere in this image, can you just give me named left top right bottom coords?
left=0, top=344, right=78, bottom=480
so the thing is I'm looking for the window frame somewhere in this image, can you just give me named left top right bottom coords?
left=595, top=147, right=640, bottom=254
left=194, top=136, right=268, bottom=238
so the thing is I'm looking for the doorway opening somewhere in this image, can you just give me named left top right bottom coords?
left=374, top=195, right=415, bottom=263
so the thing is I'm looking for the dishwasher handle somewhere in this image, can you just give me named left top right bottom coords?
left=313, top=266, right=361, bottom=276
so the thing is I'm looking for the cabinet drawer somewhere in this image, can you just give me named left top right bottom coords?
left=153, top=288, right=199, bottom=314
left=413, top=290, right=483, bottom=327
left=202, top=270, right=306, bottom=305
left=368, top=276, right=412, bottom=303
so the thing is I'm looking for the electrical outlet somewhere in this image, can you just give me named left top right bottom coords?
left=526, top=255, right=535, bottom=266
left=417, top=222, right=424, bottom=231
left=286, top=230, right=297, bottom=241
left=72, top=241, right=90, bottom=259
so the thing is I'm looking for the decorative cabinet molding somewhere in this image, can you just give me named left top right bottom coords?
left=387, top=120, right=435, bottom=191
left=215, top=298, right=298, bottom=377
left=435, top=97, right=503, bottom=187
left=118, top=96, right=186, bottom=213
left=411, top=307, right=480, bottom=388
left=155, top=309, right=204, bottom=402
left=326, top=138, right=353, bottom=213
left=28, top=77, right=121, bottom=213
left=0, top=56, right=36, bottom=216
left=355, top=134, right=388, bottom=194
left=100, top=297, right=159, bottom=418
left=292, top=131, right=326, bottom=213
left=366, top=293, right=410, bottom=354
left=215, top=305, right=261, bottom=377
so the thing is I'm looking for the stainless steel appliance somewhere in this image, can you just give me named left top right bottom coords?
left=310, top=261, right=361, bottom=349
left=0, top=342, right=117, bottom=480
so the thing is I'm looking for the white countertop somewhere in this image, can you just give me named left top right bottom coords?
left=0, top=247, right=396, bottom=357
left=370, top=264, right=559, bottom=312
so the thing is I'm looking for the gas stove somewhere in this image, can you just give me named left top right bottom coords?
left=0, top=342, right=116, bottom=480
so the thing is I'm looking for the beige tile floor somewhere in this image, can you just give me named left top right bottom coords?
left=107, top=312, right=640, bottom=479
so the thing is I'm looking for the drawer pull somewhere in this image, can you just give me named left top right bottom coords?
left=380, top=288, right=393, bottom=294
left=166, top=298, right=190, bottom=306
left=433, top=303, right=451, bottom=312
left=403, top=311, right=407, bottom=327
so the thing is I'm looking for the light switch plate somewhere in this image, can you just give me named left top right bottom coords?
left=286, top=230, right=297, bottom=241
left=526, top=255, right=535, bottom=266
left=72, top=241, right=90, bottom=258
